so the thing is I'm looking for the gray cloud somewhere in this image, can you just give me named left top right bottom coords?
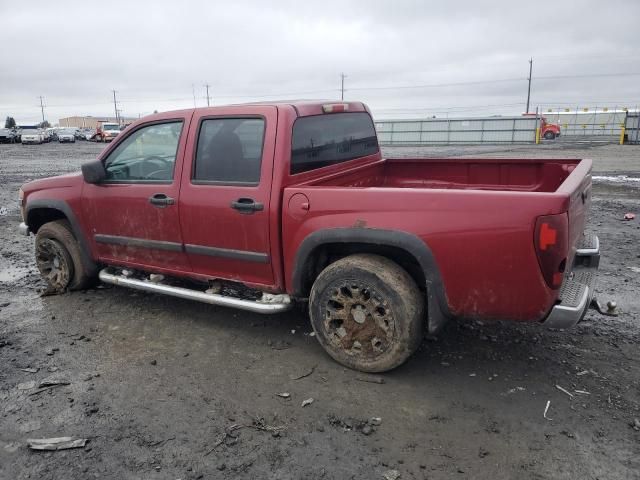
left=2, top=0, right=639, bottom=124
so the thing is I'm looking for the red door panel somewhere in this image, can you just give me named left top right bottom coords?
left=82, top=116, right=192, bottom=273
left=179, top=106, right=278, bottom=288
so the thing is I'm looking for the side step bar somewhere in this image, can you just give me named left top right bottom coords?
left=98, top=269, right=292, bottom=314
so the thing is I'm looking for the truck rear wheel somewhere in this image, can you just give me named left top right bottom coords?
left=35, top=220, right=93, bottom=293
left=309, top=254, right=425, bottom=372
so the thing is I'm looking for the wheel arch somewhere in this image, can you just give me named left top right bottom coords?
left=291, top=228, right=451, bottom=334
left=26, top=199, right=98, bottom=277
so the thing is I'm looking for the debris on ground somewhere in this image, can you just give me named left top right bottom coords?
left=205, top=418, right=286, bottom=455
left=355, top=375, right=386, bottom=384
left=382, top=469, right=401, bottom=480
left=276, top=392, right=291, bottom=399
left=20, top=367, right=39, bottom=373
left=370, top=417, right=382, bottom=426
left=556, top=385, right=574, bottom=398
left=623, top=212, right=635, bottom=220
left=291, top=365, right=316, bottom=380
left=301, top=398, right=314, bottom=407
left=28, top=380, right=71, bottom=396
left=505, top=386, right=526, bottom=395
left=17, top=381, right=36, bottom=390
left=27, top=437, right=88, bottom=451
left=543, top=400, right=552, bottom=420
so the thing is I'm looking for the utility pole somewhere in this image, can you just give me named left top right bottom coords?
left=192, top=84, right=197, bottom=107
left=204, top=83, right=211, bottom=106
left=38, top=96, right=45, bottom=123
left=112, top=90, right=119, bottom=124
left=525, top=58, right=533, bottom=114
left=340, top=73, right=346, bottom=100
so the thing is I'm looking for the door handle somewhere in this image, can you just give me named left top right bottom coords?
left=231, top=197, right=264, bottom=214
left=149, top=193, right=175, bottom=207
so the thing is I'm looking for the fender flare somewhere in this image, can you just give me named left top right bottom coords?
left=25, top=199, right=98, bottom=277
left=291, top=228, right=451, bottom=333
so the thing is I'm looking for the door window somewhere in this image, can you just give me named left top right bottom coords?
left=103, top=121, right=183, bottom=182
left=193, top=118, right=265, bottom=185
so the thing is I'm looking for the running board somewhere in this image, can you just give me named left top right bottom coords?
left=98, top=269, right=292, bottom=314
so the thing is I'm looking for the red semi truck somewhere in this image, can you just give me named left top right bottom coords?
left=18, top=101, right=599, bottom=372
left=523, top=113, right=562, bottom=140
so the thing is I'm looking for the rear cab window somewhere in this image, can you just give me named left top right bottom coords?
left=290, top=112, right=379, bottom=174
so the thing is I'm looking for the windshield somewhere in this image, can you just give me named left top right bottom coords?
left=103, top=124, right=120, bottom=131
left=60, top=129, right=76, bottom=134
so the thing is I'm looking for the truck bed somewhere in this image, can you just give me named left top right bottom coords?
left=283, top=157, right=592, bottom=323
left=306, top=158, right=581, bottom=192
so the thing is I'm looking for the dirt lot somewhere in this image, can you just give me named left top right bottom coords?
left=1, top=141, right=639, bottom=479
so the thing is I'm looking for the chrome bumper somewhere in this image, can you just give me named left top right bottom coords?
left=543, top=234, right=600, bottom=329
left=18, top=222, right=30, bottom=236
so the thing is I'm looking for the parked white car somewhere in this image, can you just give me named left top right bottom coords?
left=21, top=130, right=45, bottom=145
left=57, top=128, right=76, bottom=143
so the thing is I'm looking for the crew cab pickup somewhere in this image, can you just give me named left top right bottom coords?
left=18, top=101, right=599, bottom=372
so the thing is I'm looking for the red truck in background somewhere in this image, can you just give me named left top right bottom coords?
left=92, top=121, right=121, bottom=142
left=18, top=101, right=599, bottom=372
left=523, top=113, right=562, bottom=140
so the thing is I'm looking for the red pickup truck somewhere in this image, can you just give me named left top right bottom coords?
left=18, top=101, right=599, bottom=372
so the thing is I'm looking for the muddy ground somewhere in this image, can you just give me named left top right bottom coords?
left=0, top=141, right=639, bottom=480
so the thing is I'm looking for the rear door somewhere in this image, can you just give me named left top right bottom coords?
left=179, top=106, right=278, bottom=288
left=82, top=115, right=192, bottom=272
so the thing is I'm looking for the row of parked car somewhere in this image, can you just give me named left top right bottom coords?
left=0, top=127, right=98, bottom=145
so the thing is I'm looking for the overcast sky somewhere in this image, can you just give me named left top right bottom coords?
left=2, top=0, right=639, bottom=124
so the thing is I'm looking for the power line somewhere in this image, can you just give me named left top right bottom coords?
left=526, top=58, right=533, bottom=113
left=112, top=90, right=119, bottom=124
left=38, top=96, right=45, bottom=123
left=204, top=83, right=211, bottom=106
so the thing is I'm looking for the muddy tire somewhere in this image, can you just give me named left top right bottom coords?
left=309, top=254, right=425, bottom=373
left=35, top=220, right=93, bottom=292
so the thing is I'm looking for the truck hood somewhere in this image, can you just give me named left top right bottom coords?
left=22, top=172, right=83, bottom=195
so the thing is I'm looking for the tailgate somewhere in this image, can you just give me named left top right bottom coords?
left=557, top=159, right=593, bottom=263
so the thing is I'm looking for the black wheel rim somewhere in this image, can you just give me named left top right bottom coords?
left=36, top=238, right=71, bottom=290
left=323, top=281, right=395, bottom=359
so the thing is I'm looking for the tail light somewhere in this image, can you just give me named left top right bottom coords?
left=534, top=213, right=568, bottom=289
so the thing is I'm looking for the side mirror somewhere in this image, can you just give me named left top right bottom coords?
left=81, top=159, right=106, bottom=184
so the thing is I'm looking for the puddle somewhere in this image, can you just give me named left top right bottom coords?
left=0, top=255, right=32, bottom=283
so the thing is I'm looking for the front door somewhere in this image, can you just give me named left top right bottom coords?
left=179, top=106, right=277, bottom=288
left=82, top=117, right=192, bottom=272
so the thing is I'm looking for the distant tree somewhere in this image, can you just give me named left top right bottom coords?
left=5, top=116, right=16, bottom=128
left=38, top=120, right=51, bottom=129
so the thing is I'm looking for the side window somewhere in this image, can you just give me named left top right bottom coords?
left=193, top=118, right=265, bottom=184
left=104, top=121, right=183, bottom=182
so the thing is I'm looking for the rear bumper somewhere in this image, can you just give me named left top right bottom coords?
left=543, top=234, right=600, bottom=329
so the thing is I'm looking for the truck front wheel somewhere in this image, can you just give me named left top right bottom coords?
left=309, top=254, right=425, bottom=372
left=544, top=131, right=556, bottom=140
left=35, top=220, right=93, bottom=293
